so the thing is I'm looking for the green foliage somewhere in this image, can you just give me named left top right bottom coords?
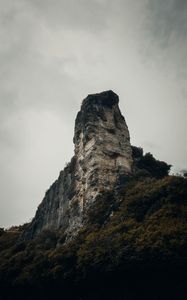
left=132, top=146, right=171, bottom=178
left=131, top=145, right=143, bottom=158
left=0, top=172, right=186, bottom=299
left=84, top=192, right=116, bottom=226
left=0, top=228, right=4, bottom=239
left=137, top=152, right=171, bottom=178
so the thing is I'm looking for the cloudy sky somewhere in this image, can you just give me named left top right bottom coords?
left=0, top=0, right=187, bottom=228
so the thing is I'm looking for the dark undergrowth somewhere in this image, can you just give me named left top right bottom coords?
left=0, top=149, right=186, bottom=299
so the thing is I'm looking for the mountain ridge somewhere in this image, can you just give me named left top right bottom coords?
left=0, top=91, right=186, bottom=300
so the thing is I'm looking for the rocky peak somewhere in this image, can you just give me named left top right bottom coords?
left=82, top=90, right=118, bottom=109
left=74, top=90, right=120, bottom=144
left=73, top=90, right=132, bottom=201
left=21, top=91, right=133, bottom=240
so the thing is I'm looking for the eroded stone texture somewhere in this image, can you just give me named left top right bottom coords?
left=22, top=90, right=133, bottom=240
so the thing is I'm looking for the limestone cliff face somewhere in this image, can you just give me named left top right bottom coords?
left=22, top=91, right=133, bottom=240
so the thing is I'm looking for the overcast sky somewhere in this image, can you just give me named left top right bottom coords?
left=0, top=0, right=187, bottom=228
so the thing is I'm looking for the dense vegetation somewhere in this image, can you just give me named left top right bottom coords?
left=0, top=148, right=186, bottom=299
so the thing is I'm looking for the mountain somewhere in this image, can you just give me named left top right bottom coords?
left=21, top=90, right=133, bottom=241
left=0, top=91, right=186, bottom=300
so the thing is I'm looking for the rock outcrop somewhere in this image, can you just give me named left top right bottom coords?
left=22, top=90, right=133, bottom=240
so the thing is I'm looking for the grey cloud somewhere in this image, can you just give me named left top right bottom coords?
left=137, top=0, right=187, bottom=102
left=25, top=0, right=109, bottom=32
left=144, top=0, right=187, bottom=69
left=146, top=0, right=187, bottom=41
left=0, top=0, right=186, bottom=227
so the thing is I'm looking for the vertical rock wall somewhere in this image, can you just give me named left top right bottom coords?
left=22, top=90, right=133, bottom=240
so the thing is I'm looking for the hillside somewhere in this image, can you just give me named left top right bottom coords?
left=0, top=91, right=186, bottom=300
left=0, top=148, right=186, bottom=299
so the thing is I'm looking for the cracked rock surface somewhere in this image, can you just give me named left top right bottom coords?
left=22, top=90, right=133, bottom=240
